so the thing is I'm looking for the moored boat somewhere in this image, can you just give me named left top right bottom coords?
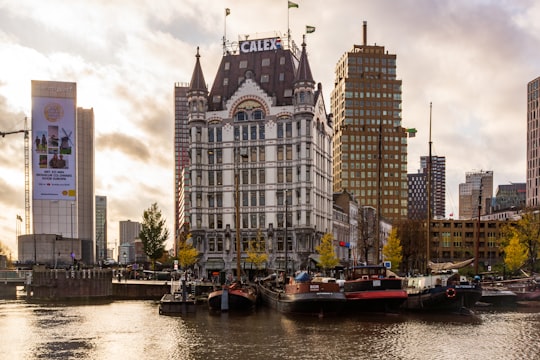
left=207, top=281, right=257, bottom=312
left=159, top=279, right=197, bottom=315
left=257, top=271, right=346, bottom=317
left=478, top=287, right=517, bottom=307
left=342, top=265, right=407, bottom=313
left=402, top=271, right=482, bottom=313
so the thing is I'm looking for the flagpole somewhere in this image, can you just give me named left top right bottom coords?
left=287, top=1, right=290, bottom=46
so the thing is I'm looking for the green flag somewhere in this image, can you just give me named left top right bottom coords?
left=306, top=25, right=316, bottom=34
left=225, top=8, right=230, bottom=16
left=288, top=1, right=299, bottom=8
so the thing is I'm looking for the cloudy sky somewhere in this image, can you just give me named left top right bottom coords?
left=0, top=0, right=537, bottom=257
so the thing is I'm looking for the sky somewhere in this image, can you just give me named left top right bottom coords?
left=0, top=0, right=538, bottom=258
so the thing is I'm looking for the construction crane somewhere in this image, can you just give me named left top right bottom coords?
left=1, top=117, right=31, bottom=234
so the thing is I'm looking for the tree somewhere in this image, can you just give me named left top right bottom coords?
left=246, top=228, right=268, bottom=275
left=504, top=234, right=527, bottom=273
left=396, top=219, right=426, bottom=274
left=382, top=228, right=403, bottom=273
left=315, top=233, right=340, bottom=275
left=139, top=203, right=170, bottom=271
left=357, top=207, right=376, bottom=264
left=501, top=211, right=540, bottom=274
left=177, top=231, right=199, bottom=271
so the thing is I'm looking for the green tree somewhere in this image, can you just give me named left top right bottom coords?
left=246, top=228, right=268, bottom=274
left=382, top=228, right=403, bottom=273
left=315, top=233, right=339, bottom=275
left=177, top=231, right=199, bottom=271
left=139, top=203, right=170, bottom=271
left=504, top=234, right=527, bottom=273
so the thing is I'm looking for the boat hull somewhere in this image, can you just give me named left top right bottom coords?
left=159, top=293, right=197, bottom=315
left=257, top=281, right=346, bottom=316
left=403, top=284, right=482, bottom=312
left=478, top=289, right=517, bottom=307
left=343, top=278, right=407, bottom=312
left=207, top=285, right=257, bottom=312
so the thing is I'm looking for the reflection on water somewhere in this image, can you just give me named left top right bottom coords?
left=1, top=299, right=539, bottom=360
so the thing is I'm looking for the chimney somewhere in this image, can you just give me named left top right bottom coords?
left=363, top=21, right=367, bottom=46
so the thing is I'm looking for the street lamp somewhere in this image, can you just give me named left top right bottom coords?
left=70, top=202, right=75, bottom=265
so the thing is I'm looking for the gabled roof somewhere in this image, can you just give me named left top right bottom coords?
left=208, top=46, right=297, bottom=111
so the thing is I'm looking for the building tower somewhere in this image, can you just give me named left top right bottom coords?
left=76, top=107, right=95, bottom=264
left=330, top=22, right=408, bottom=224
left=458, top=170, right=493, bottom=219
left=408, top=155, right=446, bottom=220
left=186, top=33, right=333, bottom=278
left=174, top=83, right=190, bottom=255
left=95, top=195, right=107, bottom=262
left=527, top=77, right=540, bottom=207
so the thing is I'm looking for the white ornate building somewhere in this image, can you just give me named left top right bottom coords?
left=185, top=35, right=334, bottom=279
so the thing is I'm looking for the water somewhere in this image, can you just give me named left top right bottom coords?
left=1, top=298, right=539, bottom=360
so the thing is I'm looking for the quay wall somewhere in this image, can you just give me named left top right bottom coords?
left=30, top=268, right=112, bottom=300
left=113, top=282, right=169, bottom=300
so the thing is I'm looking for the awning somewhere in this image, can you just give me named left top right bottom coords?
left=204, top=259, right=225, bottom=270
left=309, top=254, right=321, bottom=264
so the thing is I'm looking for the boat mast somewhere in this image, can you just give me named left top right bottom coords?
left=426, top=102, right=432, bottom=273
left=235, top=147, right=241, bottom=280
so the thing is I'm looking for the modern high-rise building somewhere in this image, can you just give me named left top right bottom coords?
left=330, top=22, right=409, bottom=224
left=490, top=183, right=525, bottom=213
left=174, top=83, right=190, bottom=254
left=95, top=195, right=107, bottom=262
left=76, top=107, right=95, bottom=264
left=408, top=155, right=446, bottom=220
left=527, top=77, right=540, bottom=207
left=458, top=170, right=493, bottom=219
left=185, top=32, right=334, bottom=278
left=19, top=80, right=95, bottom=265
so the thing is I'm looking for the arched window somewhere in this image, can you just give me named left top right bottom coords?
left=235, top=111, right=248, bottom=121
left=252, top=109, right=265, bottom=120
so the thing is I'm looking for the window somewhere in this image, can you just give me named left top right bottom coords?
left=259, top=146, right=265, bottom=161
left=224, top=62, right=230, bottom=70
left=251, top=125, right=257, bottom=140
left=216, top=128, right=222, bottom=142
left=208, top=171, right=214, bottom=186
left=262, top=58, right=270, bottom=66
left=286, top=145, right=292, bottom=160
left=259, top=124, right=265, bottom=139
left=242, top=125, right=248, bottom=140
left=277, top=146, right=284, bottom=161
left=253, top=109, right=265, bottom=120
left=239, top=60, right=247, bottom=68
left=259, top=169, right=265, bottom=183
left=286, top=123, right=292, bottom=137
left=261, top=74, right=269, bottom=83
left=208, top=128, right=214, bottom=142
left=277, top=123, right=284, bottom=138
left=277, top=168, right=284, bottom=183
left=236, top=111, right=248, bottom=121
left=259, top=191, right=265, bottom=206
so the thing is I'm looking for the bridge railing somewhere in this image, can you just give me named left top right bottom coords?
left=0, top=270, right=32, bottom=283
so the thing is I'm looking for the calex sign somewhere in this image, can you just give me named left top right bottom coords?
left=239, top=37, right=282, bottom=54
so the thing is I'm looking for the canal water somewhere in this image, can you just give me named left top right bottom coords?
left=1, top=298, right=539, bottom=360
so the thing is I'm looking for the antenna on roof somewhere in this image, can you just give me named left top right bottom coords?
left=223, top=8, right=231, bottom=55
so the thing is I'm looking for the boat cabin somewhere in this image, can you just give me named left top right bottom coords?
left=346, top=265, right=391, bottom=281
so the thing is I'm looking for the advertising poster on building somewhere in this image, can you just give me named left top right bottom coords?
left=31, top=81, right=76, bottom=200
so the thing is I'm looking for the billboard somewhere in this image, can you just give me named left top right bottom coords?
left=31, top=81, right=76, bottom=200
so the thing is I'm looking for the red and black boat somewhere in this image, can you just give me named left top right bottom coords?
left=342, top=265, right=407, bottom=313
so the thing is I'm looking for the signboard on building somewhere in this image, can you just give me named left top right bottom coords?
left=31, top=81, right=76, bottom=201
left=239, top=37, right=282, bottom=54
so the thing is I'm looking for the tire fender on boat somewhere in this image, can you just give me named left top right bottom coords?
left=446, top=288, right=456, bottom=298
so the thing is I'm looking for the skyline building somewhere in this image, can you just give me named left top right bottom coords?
left=95, top=195, right=107, bottom=262
left=330, top=22, right=409, bottom=225
left=185, top=31, right=334, bottom=278
left=458, top=170, right=493, bottom=219
left=408, top=155, right=446, bottom=220
left=527, top=76, right=540, bottom=207
left=19, top=80, right=95, bottom=265
left=174, top=83, right=190, bottom=254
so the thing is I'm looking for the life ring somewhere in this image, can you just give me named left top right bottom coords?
left=446, top=288, right=456, bottom=298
